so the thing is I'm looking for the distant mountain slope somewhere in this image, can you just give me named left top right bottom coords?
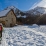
left=5, top=6, right=46, bottom=16
left=26, top=6, right=46, bottom=15
left=5, top=6, right=25, bottom=16
left=4, top=6, right=46, bottom=25
left=36, top=14, right=46, bottom=25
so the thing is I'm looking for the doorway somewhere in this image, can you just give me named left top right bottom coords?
left=10, top=23, right=13, bottom=27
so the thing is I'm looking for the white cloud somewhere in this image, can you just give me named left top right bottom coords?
left=30, top=0, right=46, bottom=9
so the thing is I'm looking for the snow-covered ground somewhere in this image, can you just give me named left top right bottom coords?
left=0, top=24, right=46, bottom=46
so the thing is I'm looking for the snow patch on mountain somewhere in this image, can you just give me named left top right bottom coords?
left=5, top=6, right=16, bottom=10
left=17, top=15, right=27, bottom=18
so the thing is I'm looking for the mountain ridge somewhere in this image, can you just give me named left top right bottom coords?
left=3, top=6, right=46, bottom=25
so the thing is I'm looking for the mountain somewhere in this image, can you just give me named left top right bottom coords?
left=5, top=6, right=46, bottom=16
left=36, top=14, right=46, bottom=25
left=26, top=6, right=46, bottom=15
left=4, top=6, right=46, bottom=25
left=5, top=6, right=25, bottom=16
left=17, top=6, right=46, bottom=25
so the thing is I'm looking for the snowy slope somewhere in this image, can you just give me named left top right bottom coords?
left=4, top=6, right=46, bottom=16
left=0, top=25, right=46, bottom=46
left=33, top=7, right=46, bottom=14
left=30, top=0, right=46, bottom=9
left=26, top=7, right=46, bottom=15
left=25, top=0, right=46, bottom=15
left=5, top=6, right=23, bottom=16
left=4, top=6, right=46, bottom=17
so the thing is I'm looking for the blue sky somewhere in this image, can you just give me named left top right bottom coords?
left=0, top=0, right=41, bottom=11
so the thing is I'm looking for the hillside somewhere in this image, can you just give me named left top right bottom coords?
left=4, top=6, right=46, bottom=25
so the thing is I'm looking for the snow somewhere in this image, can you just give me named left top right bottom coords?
left=17, top=16, right=21, bottom=18
left=28, top=6, right=46, bottom=15
left=34, top=7, right=46, bottom=14
left=0, top=25, right=46, bottom=46
left=17, top=15, right=26, bottom=18
left=30, top=0, right=46, bottom=10
left=17, top=14, right=21, bottom=18
left=0, top=6, right=17, bottom=17
left=32, top=24, right=39, bottom=27
left=6, top=6, right=17, bottom=13
left=7, top=6, right=15, bottom=9
left=6, top=6, right=16, bottom=10
left=21, top=15, right=26, bottom=18
left=0, top=9, right=10, bottom=17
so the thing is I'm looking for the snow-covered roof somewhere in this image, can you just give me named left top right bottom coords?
left=0, top=9, right=11, bottom=17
